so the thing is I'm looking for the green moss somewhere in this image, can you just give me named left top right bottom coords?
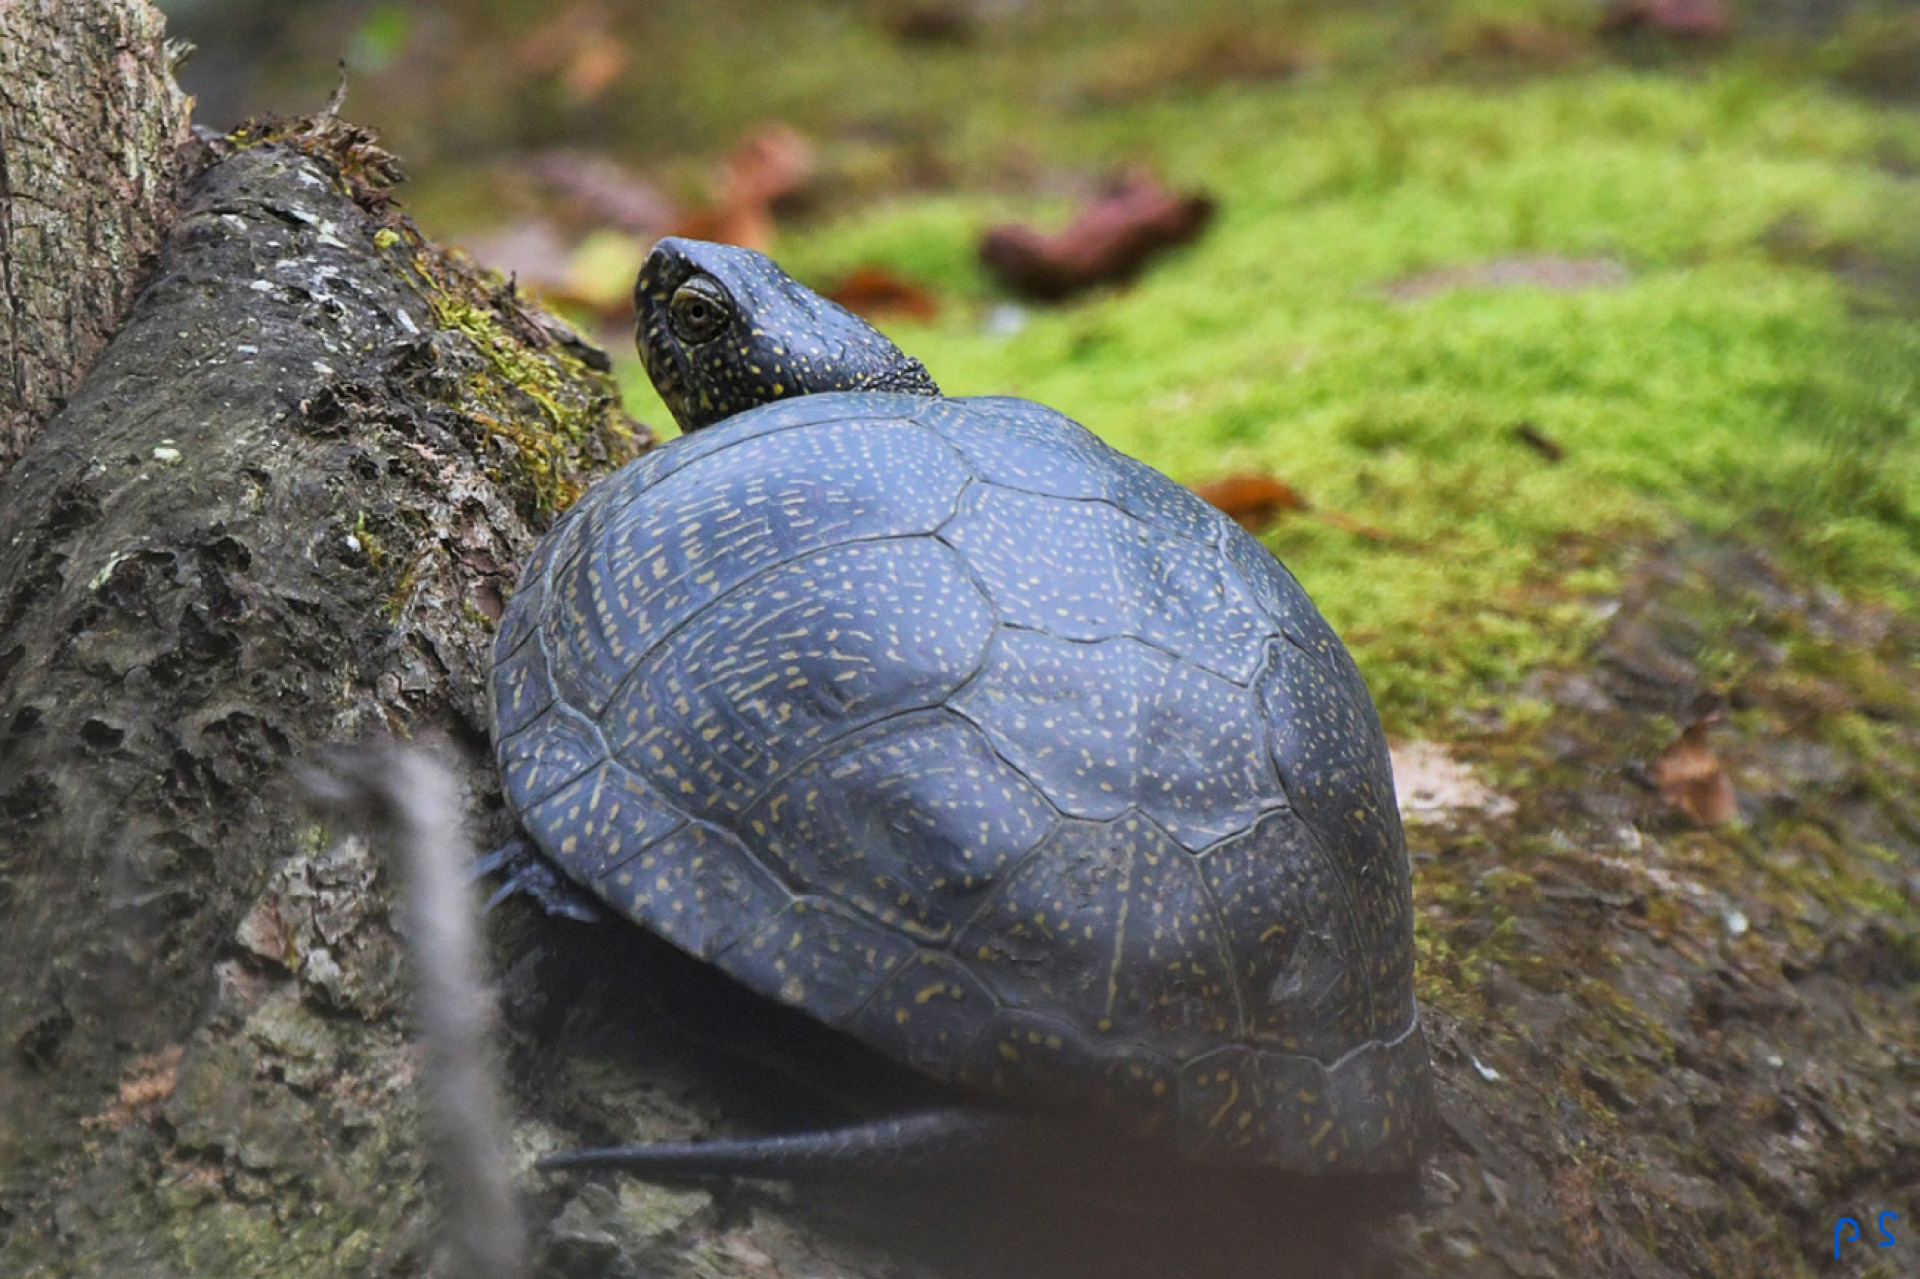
left=405, top=246, right=643, bottom=521
left=348, top=511, right=385, bottom=570
left=650, top=69, right=1920, bottom=734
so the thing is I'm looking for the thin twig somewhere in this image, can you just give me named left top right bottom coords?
left=305, top=741, right=527, bottom=1279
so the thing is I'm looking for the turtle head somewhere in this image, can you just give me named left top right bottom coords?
left=634, top=237, right=940, bottom=432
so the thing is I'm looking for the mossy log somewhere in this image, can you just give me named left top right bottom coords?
left=0, top=120, right=644, bottom=1275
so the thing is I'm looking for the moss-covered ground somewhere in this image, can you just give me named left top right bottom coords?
left=604, top=68, right=1920, bottom=738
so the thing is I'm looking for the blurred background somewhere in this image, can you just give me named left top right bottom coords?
left=153, top=0, right=1919, bottom=738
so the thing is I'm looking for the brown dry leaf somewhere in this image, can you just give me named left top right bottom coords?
left=823, top=266, right=940, bottom=322
left=1190, top=471, right=1393, bottom=541
left=563, top=40, right=628, bottom=103
left=886, top=1, right=979, bottom=44
left=980, top=168, right=1216, bottom=302
left=1600, top=0, right=1731, bottom=38
left=674, top=203, right=776, bottom=253
left=721, top=122, right=816, bottom=214
left=674, top=123, right=817, bottom=253
left=1652, top=720, right=1740, bottom=826
left=1189, top=473, right=1307, bottom=531
left=1082, top=26, right=1304, bottom=104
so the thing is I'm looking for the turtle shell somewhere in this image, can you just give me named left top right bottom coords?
left=491, top=390, right=1435, bottom=1173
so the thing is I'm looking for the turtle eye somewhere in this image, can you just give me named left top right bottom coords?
left=669, top=277, right=731, bottom=344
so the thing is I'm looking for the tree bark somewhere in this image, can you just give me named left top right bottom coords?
left=0, top=115, right=641, bottom=1275
left=0, top=0, right=191, bottom=470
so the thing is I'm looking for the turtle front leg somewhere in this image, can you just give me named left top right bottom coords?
left=474, top=834, right=604, bottom=922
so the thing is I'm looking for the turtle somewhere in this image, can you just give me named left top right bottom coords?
left=489, top=236, right=1436, bottom=1181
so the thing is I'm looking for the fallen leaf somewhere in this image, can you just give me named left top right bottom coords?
left=1651, top=720, right=1739, bottom=826
left=723, top=123, right=815, bottom=210
left=562, top=40, right=628, bottom=103
left=1189, top=473, right=1307, bottom=531
left=822, top=266, right=940, bottom=322
left=1600, top=0, right=1731, bottom=38
left=1513, top=420, right=1566, bottom=463
left=1189, top=470, right=1392, bottom=541
left=674, top=123, right=817, bottom=253
left=980, top=168, right=1216, bottom=302
left=674, top=202, right=777, bottom=253
left=885, top=1, right=979, bottom=44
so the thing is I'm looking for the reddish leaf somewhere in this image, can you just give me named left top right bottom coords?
left=822, top=266, right=940, bottom=322
left=673, top=123, right=816, bottom=253
left=980, top=168, right=1216, bottom=302
left=1652, top=720, right=1739, bottom=826
left=1601, top=0, right=1731, bottom=39
left=673, top=202, right=777, bottom=253
left=719, top=122, right=815, bottom=214
left=564, top=41, right=628, bottom=101
left=1189, top=471, right=1391, bottom=541
left=1189, top=473, right=1307, bottom=531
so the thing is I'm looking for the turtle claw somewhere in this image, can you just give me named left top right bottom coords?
left=475, top=835, right=603, bottom=923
